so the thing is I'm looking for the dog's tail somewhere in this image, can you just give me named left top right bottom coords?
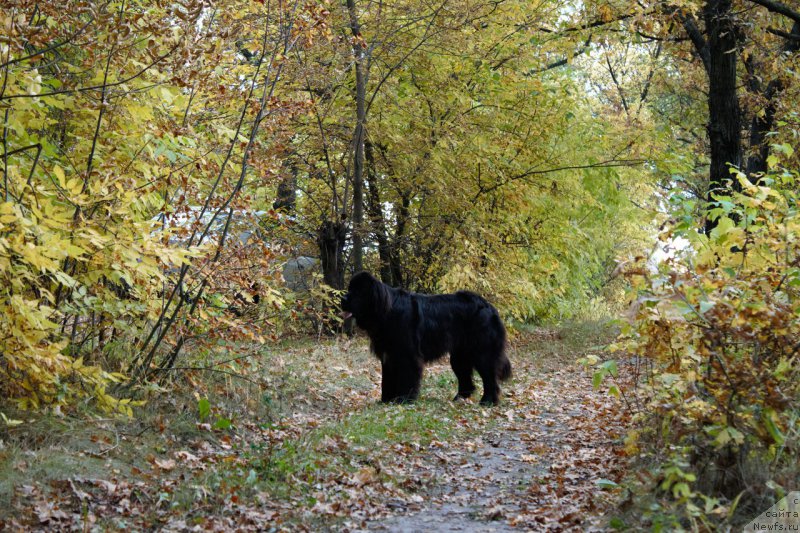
left=490, top=312, right=512, bottom=382
left=497, top=352, right=512, bottom=382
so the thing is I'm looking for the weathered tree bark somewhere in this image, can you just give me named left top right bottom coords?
left=703, top=0, right=743, bottom=233
left=390, top=192, right=410, bottom=287
left=317, top=219, right=347, bottom=289
left=682, top=2, right=800, bottom=232
left=346, top=0, right=367, bottom=273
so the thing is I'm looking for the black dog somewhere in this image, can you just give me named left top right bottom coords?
left=340, top=272, right=511, bottom=405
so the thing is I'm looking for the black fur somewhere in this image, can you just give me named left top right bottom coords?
left=341, top=272, right=511, bottom=405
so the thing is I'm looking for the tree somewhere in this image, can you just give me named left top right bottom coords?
left=285, top=0, right=655, bottom=320
left=0, top=0, right=331, bottom=408
left=579, top=0, right=800, bottom=230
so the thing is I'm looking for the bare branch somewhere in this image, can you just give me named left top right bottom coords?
left=767, top=26, right=800, bottom=41
left=538, top=12, right=638, bottom=34
left=680, top=12, right=710, bottom=74
left=473, top=157, right=646, bottom=201
left=527, top=34, right=593, bottom=74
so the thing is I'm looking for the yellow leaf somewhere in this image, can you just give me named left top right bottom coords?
left=53, top=165, right=66, bottom=189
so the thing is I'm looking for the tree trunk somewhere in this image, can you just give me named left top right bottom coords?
left=346, top=0, right=367, bottom=273
left=274, top=153, right=298, bottom=211
left=745, top=21, right=800, bottom=178
left=704, top=0, right=743, bottom=233
left=365, top=139, right=393, bottom=284
left=390, top=192, right=410, bottom=287
left=317, top=220, right=347, bottom=289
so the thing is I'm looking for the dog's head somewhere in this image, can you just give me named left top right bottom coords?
left=340, top=272, right=392, bottom=329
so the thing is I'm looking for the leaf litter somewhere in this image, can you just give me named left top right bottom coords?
left=1, top=326, right=630, bottom=531
left=367, top=339, right=630, bottom=532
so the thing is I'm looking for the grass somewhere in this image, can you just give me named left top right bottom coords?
left=512, top=319, right=618, bottom=371
left=0, top=333, right=489, bottom=528
left=0, top=322, right=610, bottom=529
left=0, top=413, right=144, bottom=510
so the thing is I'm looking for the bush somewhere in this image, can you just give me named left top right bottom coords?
left=614, top=163, right=800, bottom=527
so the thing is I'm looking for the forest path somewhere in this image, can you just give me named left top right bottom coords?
left=0, top=325, right=630, bottom=532
left=366, top=329, right=629, bottom=532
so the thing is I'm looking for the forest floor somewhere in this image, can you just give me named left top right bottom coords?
left=0, top=321, right=631, bottom=531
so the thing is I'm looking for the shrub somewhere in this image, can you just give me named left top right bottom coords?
left=615, top=162, right=799, bottom=527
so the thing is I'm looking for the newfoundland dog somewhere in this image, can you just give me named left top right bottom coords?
left=341, top=272, right=511, bottom=405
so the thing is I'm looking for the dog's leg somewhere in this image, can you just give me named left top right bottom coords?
left=381, top=356, right=422, bottom=403
left=395, top=357, right=423, bottom=402
left=476, top=358, right=500, bottom=405
left=450, top=353, right=475, bottom=400
left=380, top=355, right=399, bottom=403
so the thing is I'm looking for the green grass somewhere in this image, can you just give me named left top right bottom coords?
left=238, top=365, right=481, bottom=491
left=5, top=328, right=592, bottom=528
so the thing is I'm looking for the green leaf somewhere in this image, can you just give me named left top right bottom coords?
left=762, top=409, right=785, bottom=445
left=592, top=370, right=603, bottom=389
left=672, top=482, right=692, bottom=499
left=766, top=154, right=780, bottom=169
left=213, top=417, right=232, bottom=430
left=600, top=359, right=618, bottom=378
left=773, top=143, right=794, bottom=157
left=198, top=398, right=211, bottom=422
left=699, top=300, right=715, bottom=314
left=609, top=517, right=626, bottom=530
left=773, top=358, right=791, bottom=379
left=1, top=412, right=24, bottom=427
left=714, top=427, right=745, bottom=448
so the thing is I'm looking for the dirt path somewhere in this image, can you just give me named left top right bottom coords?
left=366, top=334, right=629, bottom=532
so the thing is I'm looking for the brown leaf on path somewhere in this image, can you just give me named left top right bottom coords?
left=35, top=501, right=69, bottom=523
left=353, top=466, right=378, bottom=486
left=152, top=457, right=177, bottom=471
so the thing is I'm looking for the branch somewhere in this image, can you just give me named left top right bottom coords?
left=527, top=34, right=593, bottom=74
left=0, top=142, right=43, bottom=188
left=604, top=51, right=630, bottom=115
left=680, top=13, right=710, bottom=74
left=767, top=26, right=800, bottom=41
left=513, top=158, right=645, bottom=181
left=2, top=110, right=7, bottom=202
left=747, top=0, right=800, bottom=24
left=538, top=11, right=638, bottom=34
left=636, top=37, right=665, bottom=119
left=635, top=30, right=688, bottom=43
left=365, top=0, right=447, bottom=114
left=528, top=9, right=655, bottom=74
left=0, top=14, right=97, bottom=70
left=472, top=157, right=646, bottom=201
left=150, top=2, right=303, bottom=376
left=83, top=33, right=117, bottom=192
left=1, top=143, right=43, bottom=159
left=0, top=43, right=180, bottom=101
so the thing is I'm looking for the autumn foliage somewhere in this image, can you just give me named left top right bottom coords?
left=2, top=0, right=800, bottom=530
left=617, top=157, right=800, bottom=526
left=2, top=0, right=656, bottom=416
left=0, top=1, right=330, bottom=413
